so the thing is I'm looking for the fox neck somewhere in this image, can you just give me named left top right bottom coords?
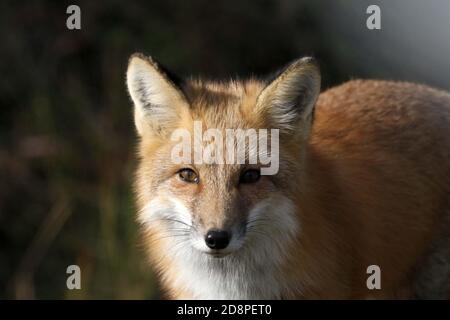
left=167, top=247, right=289, bottom=299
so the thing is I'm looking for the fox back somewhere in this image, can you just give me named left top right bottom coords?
left=126, top=54, right=450, bottom=299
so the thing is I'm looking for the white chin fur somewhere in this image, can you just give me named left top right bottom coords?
left=140, top=195, right=300, bottom=299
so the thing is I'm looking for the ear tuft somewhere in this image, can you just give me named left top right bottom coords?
left=126, top=53, right=188, bottom=136
left=256, top=57, right=321, bottom=135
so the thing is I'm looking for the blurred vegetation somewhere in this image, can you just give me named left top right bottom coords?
left=0, top=0, right=449, bottom=299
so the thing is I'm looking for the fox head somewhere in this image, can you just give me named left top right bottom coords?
left=126, top=53, right=320, bottom=298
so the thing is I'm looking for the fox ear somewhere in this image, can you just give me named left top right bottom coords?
left=256, top=57, right=321, bottom=136
left=126, top=53, right=189, bottom=136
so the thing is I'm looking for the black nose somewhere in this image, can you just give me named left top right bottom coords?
left=205, top=230, right=230, bottom=250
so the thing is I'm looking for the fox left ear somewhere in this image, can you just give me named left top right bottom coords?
left=126, top=53, right=189, bottom=137
left=256, top=57, right=321, bottom=136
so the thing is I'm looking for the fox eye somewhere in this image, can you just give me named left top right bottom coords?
left=178, top=168, right=199, bottom=184
left=239, top=169, right=261, bottom=184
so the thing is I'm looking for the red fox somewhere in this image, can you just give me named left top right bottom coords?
left=126, top=53, right=450, bottom=299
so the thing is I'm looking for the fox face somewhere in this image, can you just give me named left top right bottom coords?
left=127, top=54, right=320, bottom=298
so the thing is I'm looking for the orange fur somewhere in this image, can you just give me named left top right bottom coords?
left=128, top=55, right=450, bottom=299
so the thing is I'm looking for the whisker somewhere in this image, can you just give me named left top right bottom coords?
left=147, top=217, right=197, bottom=231
left=146, top=233, right=191, bottom=245
left=246, top=229, right=273, bottom=241
left=246, top=217, right=273, bottom=226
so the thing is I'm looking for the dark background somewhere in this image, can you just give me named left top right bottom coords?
left=1, top=0, right=449, bottom=299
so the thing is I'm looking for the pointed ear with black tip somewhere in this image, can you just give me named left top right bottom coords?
left=126, top=53, right=189, bottom=137
left=256, top=57, right=321, bottom=137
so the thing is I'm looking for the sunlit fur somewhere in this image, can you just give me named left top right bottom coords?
left=127, top=54, right=450, bottom=299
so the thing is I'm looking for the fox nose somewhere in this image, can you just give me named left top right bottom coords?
left=205, top=229, right=230, bottom=250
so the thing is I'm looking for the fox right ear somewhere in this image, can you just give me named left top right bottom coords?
left=256, top=57, right=321, bottom=137
left=126, top=53, right=189, bottom=136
